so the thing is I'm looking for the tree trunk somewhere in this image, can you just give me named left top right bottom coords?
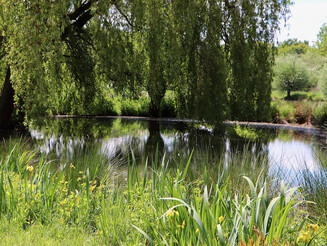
left=286, top=90, right=291, bottom=100
left=0, top=67, right=14, bottom=129
left=148, top=99, right=160, bottom=117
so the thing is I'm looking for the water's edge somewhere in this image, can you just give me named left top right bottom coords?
left=55, top=115, right=325, bottom=135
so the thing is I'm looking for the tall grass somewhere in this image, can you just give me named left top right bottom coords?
left=297, top=164, right=327, bottom=221
left=0, top=142, right=325, bottom=245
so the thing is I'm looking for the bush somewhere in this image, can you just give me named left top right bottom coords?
left=138, top=97, right=151, bottom=116
left=273, top=55, right=310, bottom=100
left=120, top=97, right=150, bottom=116
left=90, top=96, right=118, bottom=116
left=160, top=92, right=176, bottom=117
left=120, top=98, right=139, bottom=116
left=312, top=102, right=327, bottom=125
left=279, top=103, right=296, bottom=122
left=270, top=102, right=279, bottom=122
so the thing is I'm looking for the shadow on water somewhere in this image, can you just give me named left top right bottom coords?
left=144, top=120, right=164, bottom=161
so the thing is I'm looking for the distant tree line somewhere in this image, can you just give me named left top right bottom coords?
left=0, top=0, right=291, bottom=128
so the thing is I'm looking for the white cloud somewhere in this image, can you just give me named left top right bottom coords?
left=278, top=0, right=327, bottom=44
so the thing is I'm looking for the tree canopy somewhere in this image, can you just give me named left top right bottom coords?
left=273, top=55, right=310, bottom=99
left=278, top=38, right=309, bottom=55
left=0, top=0, right=292, bottom=125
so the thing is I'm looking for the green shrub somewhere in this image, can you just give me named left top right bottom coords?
left=138, top=97, right=151, bottom=116
left=270, top=102, right=279, bottom=122
left=90, top=96, right=118, bottom=116
left=120, top=98, right=139, bottom=116
left=279, top=103, right=296, bottom=122
left=160, top=96, right=176, bottom=117
left=120, top=97, right=150, bottom=116
left=312, top=102, right=327, bottom=125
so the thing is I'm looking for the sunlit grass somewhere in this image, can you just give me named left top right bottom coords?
left=271, top=90, right=325, bottom=102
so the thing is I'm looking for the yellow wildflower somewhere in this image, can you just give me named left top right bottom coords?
left=297, top=232, right=311, bottom=243
left=309, top=224, right=319, bottom=233
left=77, top=177, right=82, bottom=181
left=166, top=209, right=179, bottom=217
left=91, top=185, right=97, bottom=191
left=178, top=220, right=186, bottom=229
left=195, top=228, right=200, bottom=233
left=218, top=216, right=224, bottom=224
left=303, top=232, right=311, bottom=243
left=26, top=165, right=34, bottom=172
left=70, top=163, right=75, bottom=169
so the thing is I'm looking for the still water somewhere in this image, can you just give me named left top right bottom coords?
left=18, top=117, right=326, bottom=183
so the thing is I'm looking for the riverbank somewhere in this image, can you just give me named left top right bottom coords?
left=49, top=89, right=327, bottom=127
left=55, top=114, right=326, bottom=134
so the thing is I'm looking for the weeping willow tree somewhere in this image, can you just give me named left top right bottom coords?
left=172, top=0, right=228, bottom=121
left=155, top=0, right=289, bottom=121
left=91, top=0, right=146, bottom=100
left=0, top=0, right=291, bottom=128
left=224, top=0, right=290, bottom=121
left=0, top=0, right=99, bottom=120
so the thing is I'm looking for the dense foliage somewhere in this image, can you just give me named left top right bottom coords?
left=0, top=0, right=291, bottom=122
left=278, top=39, right=309, bottom=55
left=272, top=34, right=327, bottom=125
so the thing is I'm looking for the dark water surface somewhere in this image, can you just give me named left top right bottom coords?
left=3, top=117, right=327, bottom=184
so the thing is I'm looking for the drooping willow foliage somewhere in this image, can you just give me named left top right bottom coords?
left=0, top=0, right=291, bottom=121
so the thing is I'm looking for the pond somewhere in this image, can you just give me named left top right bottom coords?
left=2, top=117, right=326, bottom=187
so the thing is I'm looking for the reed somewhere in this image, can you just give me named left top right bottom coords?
left=0, top=142, right=325, bottom=245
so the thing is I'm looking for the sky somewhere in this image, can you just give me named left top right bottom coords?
left=278, top=0, right=327, bottom=45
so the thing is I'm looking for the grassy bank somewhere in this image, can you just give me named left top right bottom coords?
left=271, top=90, right=327, bottom=125
left=0, top=142, right=326, bottom=245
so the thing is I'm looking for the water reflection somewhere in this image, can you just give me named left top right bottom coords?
left=27, top=117, right=327, bottom=182
left=144, top=121, right=164, bottom=158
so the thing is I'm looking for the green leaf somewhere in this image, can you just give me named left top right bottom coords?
left=132, top=224, right=155, bottom=246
